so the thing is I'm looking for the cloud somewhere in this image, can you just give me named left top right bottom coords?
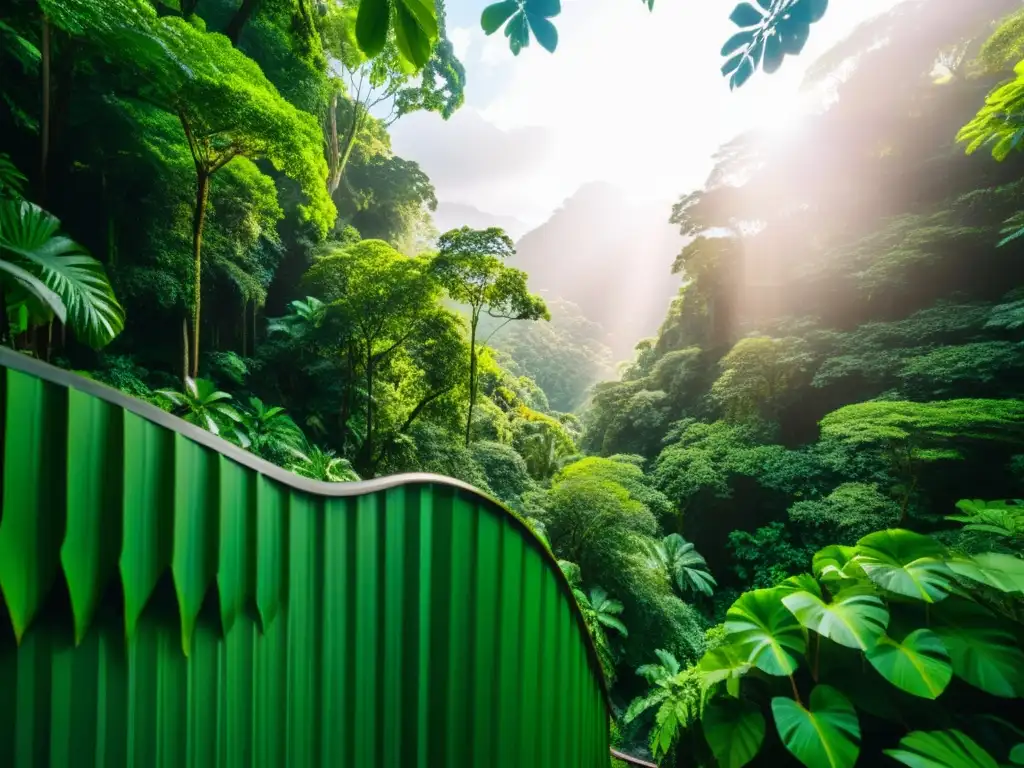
left=389, top=107, right=563, bottom=223
left=396, top=0, right=909, bottom=224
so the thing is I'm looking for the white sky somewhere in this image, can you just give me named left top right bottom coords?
left=389, top=0, right=908, bottom=228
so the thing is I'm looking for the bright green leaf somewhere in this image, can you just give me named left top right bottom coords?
left=885, top=730, right=999, bottom=768
left=947, top=552, right=1024, bottom=595
left=355, top=0, right=390, bottom=57
left=394, top=1, right=432, bottom=68
left=931, top=598, right=1024, bottom=698
left=771, top=685, right=860, bottom=768
left=725, top=588, right=806, bottom=676
left=813, top=545, right=861, bottom=581
left=782, top=586, right=888, bottom=650
left=854, top=530, right=952, bottom=602
left=865, top=629, right=952, bottom=699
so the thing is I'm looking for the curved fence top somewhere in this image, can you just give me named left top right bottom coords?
left=0, top=347, right=612, bottom=710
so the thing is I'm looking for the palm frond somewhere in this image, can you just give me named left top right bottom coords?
left=0, top=201, right=124, bottom=347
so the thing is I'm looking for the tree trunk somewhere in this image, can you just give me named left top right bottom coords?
left=224, top=0, right=261, bottom=45
left=241, top=300, right=247, bottom=356
left=364, top=344, right=374, bottom=464
left=326, top=91, right=342, bottom=194
left=39, top=15, right=51, bottom=203
left=330, top=104, right=362, bottom=195
left=190, top=170, right=210, bottom=379
left=0, top=283, right=10, bottom=347
left=182, top=316, right=189, bottom=384
left=465, top=317, right=478, bottom=447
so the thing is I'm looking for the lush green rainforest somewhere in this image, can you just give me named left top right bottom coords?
left=3, top=0, right=1024, bottom=766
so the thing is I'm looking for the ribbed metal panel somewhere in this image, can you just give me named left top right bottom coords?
left=0, top=352, right=610, bottom=767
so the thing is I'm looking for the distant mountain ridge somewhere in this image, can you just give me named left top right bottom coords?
left=510, top=182, right=686, bottom=361
left=431, top=201, right=530, bottom=242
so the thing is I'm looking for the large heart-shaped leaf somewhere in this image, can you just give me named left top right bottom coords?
left=703, top=697, right=766, bottom=768
left=885, top=730, right=999, bottom=768
left=772, top=685, right=860, bottom=768
left=931, top=598, right=1024, bottom=698
left=854, top=530, right=953, bottom=602
left=782, top=586, right=888, bottom=650
left=865, top=629, right=952, bottom=699
left=725, top=588, right=807, bottom=676
left=947, top=552, right=1024, bottom=595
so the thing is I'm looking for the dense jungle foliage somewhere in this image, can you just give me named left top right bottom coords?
left=3, top=0, right=1024, bottom=766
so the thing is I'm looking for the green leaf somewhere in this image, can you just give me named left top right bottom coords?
left=355, top=0, right=390, bottom=57
left=526, top=12, right=557, bottom=53
left=698, top=643, right=752, bottom=688
left=813, top=545, right=861, bottom=581
left=1010, top=744, right=1024, bottom=765
left=0, top=260, right=66, bottom=323
left=947, top=553, right=1024, bottom=595
left=397, top=0, right=438, bottom=41
left=854, top=530, right=952, bottom=602
left=865, top=629, right=952, bottom=699
left=730, top=2, right=765, bottom=28
left=782, top=586, right=888, bottom=650
left=885, top=730, right=999, bottom=768
left=481, top=0, right=519, bottom=34
left=0, top=201, right=123, bottom=347
left=394, top=1, right=433, bottom=68
left=931, top=598, right=1024, bottom=698
left=525, top=0, right=559, bottom=18
left=776, top=573, right=823, bottom=597
left=703, top=697, right=766, bottom=768
left=725, top=588, right=806, bottom=676
left=771, top=686, right=860, bottom=768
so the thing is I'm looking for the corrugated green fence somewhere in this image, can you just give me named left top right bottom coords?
left=0, top=350, right=611, bottom=767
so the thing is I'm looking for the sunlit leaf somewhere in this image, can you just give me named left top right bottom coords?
left=772, top=685, right=860, bottom=768
left=725, top=588, right=806, bottom=676
left=865, top=629, right=952, bottom=699
left=947, top=552, right=1024, bottom=595
left=356, top=0, right=390, bottom=57
left=527, top=12, right=557, bottom=53
left=854, top=530, right=953, bottom=602
left=885, top=730, right=999, bottom=768
left=782, top=586, right=888, bottom=651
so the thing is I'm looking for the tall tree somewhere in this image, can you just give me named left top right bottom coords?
left=303, top=238, right=438, bottom=470
left=432, top=226, right=548, bottom=445
left=156, top=15, right=334, bottom=379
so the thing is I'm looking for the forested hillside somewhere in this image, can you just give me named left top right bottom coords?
left=4, top=0, right=1024, bottom=766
